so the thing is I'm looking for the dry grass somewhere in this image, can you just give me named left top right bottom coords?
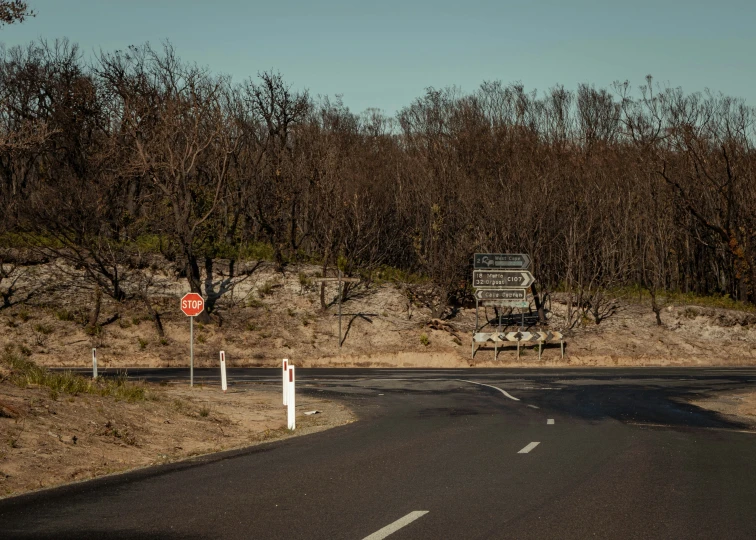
left=1, top=346, right=148, bottom=402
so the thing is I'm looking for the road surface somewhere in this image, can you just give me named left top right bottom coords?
left=2, top=367, right=756, bottom=539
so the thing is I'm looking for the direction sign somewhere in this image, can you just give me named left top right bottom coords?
left=474, top=253, right=531, bottom=269
left=473, top=270, right=534, bottom=289
left=181, top=293, right=205, bottom=317
left=474, top=289, right=526, bottom=301
left=482, top=300, right=530, bottom=309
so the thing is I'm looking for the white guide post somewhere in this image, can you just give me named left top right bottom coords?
left=282, top=359, right=289, bottom=406
left=220, top=351, right=227, bottom=392
left=92, top=348, right=97, bottom=379
left=287, top=365, right=296, bottom=430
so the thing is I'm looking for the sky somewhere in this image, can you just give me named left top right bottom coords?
left=1, top=0, right=755, bottom=115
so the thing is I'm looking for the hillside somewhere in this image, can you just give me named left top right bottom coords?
left=2, top=259, right=756, bottom=369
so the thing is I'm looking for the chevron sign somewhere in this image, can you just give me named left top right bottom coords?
left=473, top=331, right=563, bottom=343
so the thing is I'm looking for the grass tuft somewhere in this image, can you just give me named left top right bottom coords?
left=1, top=350, right=147, bottom=402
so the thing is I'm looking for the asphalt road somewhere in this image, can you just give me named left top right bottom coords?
left=2, top=367, right=756, bottom=539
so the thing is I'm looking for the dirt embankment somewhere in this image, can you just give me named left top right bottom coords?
left=0, top=376, right=353, bottom=499
left=2, top=260, right=756, bottom=368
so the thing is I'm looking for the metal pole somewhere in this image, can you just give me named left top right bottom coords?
left=338, top=269, right=342, bottom=348
left=190, top=316, right=194, bottom=387
left=472, top=299, right=479, bottom=360
left=495, top=312, right=501, bottom=361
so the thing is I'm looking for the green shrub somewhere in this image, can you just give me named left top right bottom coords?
left=258, top=280, right=276, bottom=297
left=138, top=338, right=148, bottom=350
left=33, top=324, right=52, bottom=335
left=420, top=333, right=430, bottom=346
left=55, top=310, right=74, bottom=322
left=85, top=325, right=102, bottom=337
left=239, top=242, right=275, bottom=261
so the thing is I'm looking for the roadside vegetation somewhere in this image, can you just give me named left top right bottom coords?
left=1, top=346, right=147, bottom=402
left=1, top=34, right=755, bottom=335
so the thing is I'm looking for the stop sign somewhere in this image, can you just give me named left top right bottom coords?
left=181, top=293, right=204, bottom=317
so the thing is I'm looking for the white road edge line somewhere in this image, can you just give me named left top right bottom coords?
left=362, top=511, right=429, bottom=540
left=455, top=379, right=520, bottom=401
left=547, top=419, right=555, bottom=425
left=518, top=442, right=540, bottom=454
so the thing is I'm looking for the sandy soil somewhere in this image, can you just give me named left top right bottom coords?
left=0, top=380, right=353, bottom=499
left=3, top=260, right=756, bottom=368
left=690, top=391, right=756, bottom=429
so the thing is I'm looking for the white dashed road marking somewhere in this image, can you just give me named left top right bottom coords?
left=518, top=442, right=540, bottom=454
left=547, top=419, right=555, bottom=425
left=526, top=404, right=539, bottom=409
left=362, top=511, right=429, bottom=540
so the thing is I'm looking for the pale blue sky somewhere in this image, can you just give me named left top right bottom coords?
left=2, top=0, right=754, bottom=114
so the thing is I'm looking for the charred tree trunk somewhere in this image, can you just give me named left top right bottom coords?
left=531, top=282, right=547, bottom=325
left=87, top=286, right=102, bottom=329
left=142, top=295, right=165, bottom=338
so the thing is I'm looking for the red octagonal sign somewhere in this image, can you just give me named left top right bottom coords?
left=181, top=293, right=205, bottom=317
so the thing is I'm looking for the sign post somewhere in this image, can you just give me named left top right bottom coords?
left=471, top=254, right=536, bottom=361
left=474, top=253, right=531, bottom=269
left=180, top=293, right=205, bottom=387
left=472, top=270, right=535, bottom=289
left=313, top=275, right=360, bottom=347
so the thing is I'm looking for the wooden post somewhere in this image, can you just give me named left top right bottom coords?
left=561, top=339, right=564, bottom=359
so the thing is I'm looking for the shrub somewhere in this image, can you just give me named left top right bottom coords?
left=258, top=280, right=276, bottom=297
left=420, top=333, right=430, bottom=346
left=33, top=324, right=52, bottom=335
left=55, top=310, right=74, bottom=322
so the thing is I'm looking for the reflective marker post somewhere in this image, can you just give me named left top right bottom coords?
left=287, top=366, right=296, bottom=430
left=282, top=359, right=289, bottom=406
left=220, top=351, right=227, bottom=392
left=92, top=348, right=97, bottom=379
